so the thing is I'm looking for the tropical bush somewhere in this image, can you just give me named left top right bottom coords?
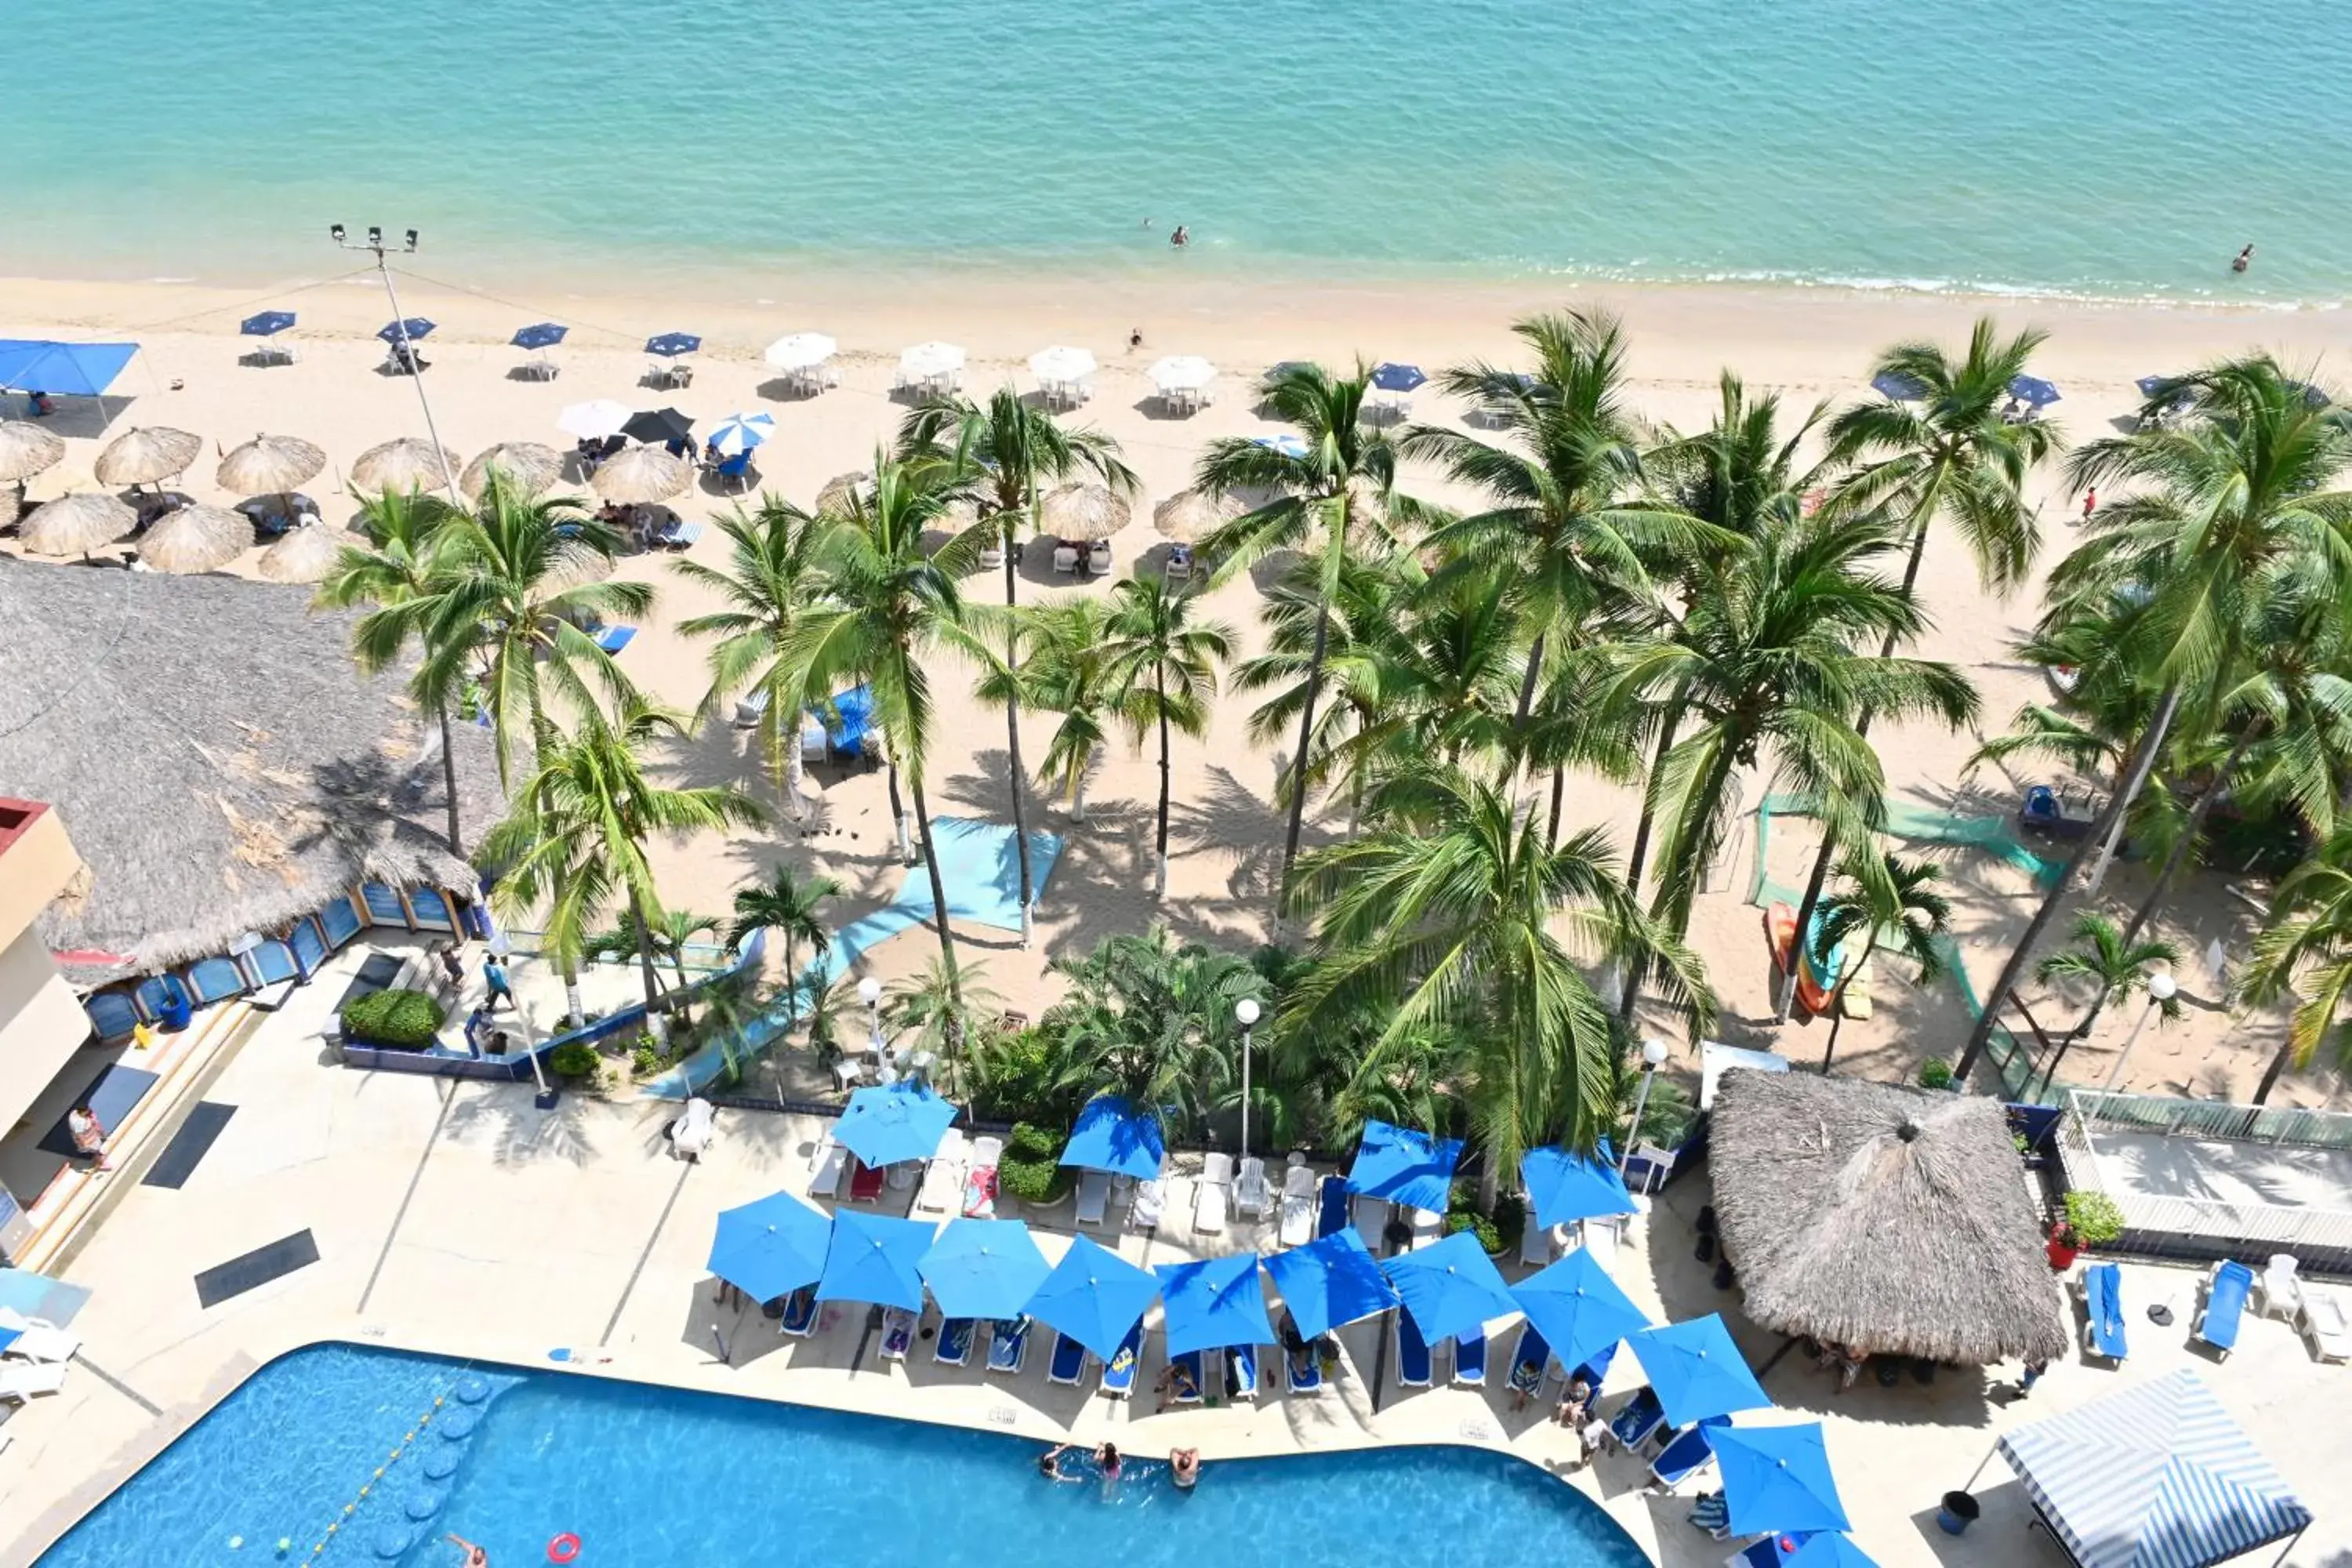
left=341, top=988, right=446, bottom=1049
left=969, top=1027, right=1071, bottom=1127
left=1918, top=1057, right=1955, bottom=1091
left=996, top=1122, right=1071, bottom=1205
left=548, top=1040, right=601, bottom=1081
left=2063, top=1189, right=2127, bottom=1247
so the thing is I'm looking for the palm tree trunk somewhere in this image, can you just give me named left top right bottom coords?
left=1003, top=539, right=1036, bottom=946
left=561, top=960, right=584, bottom=1029
left=1072, top=767, right=1089, bottom=822
left=669, top=948, right=695, bottom=1029
left=2087, top=684, right=2183, bottom=895
left=437, top=702, right=463, bottom=854
left=633, top=915, right=666, bottom=1019
left=908, top=774, right=962, bottom=1007
left=1276, top=601, right=1333, bottom=920
left=1547, top=761, right=1566, bottom=846
left=886, top=758, right=912, bottom=863
left=1957, top=684, right=2182, bottom=1083
left=1617, top=707, right=1684, bottom=1023
left=2252, top=1036, right=2294, bottom=1105
left=782, top=933, right=799, bottom=1024
left=782, top=720, right=806, bottom=822
left=2120, top=722, right=2261, bottom=949
left=1154, top=664, right=1174, bottom=900
left=1820, top=933, right=1878, bottom=1073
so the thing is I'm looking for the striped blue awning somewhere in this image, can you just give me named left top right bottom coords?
left=1996, top=1369, right=2310, bottom=1568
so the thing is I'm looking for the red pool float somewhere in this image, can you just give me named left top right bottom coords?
left=547, top=1533, right=582, bottom=1564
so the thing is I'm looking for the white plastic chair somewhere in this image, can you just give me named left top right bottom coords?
left=808, top=1134, right=848, bottom=1200
left=0, top=1312, right=78, bottom=1366
left=1129, top=1177, right=1166, bottom=1231
left=1086, top=539, right=1112, bottom=575
left=1236, top=1156, right=1271, bottom=1219
left=0, top=1361, right=68, bottom=1403
left=1052, top=542, right=1079, bottom=574
left=1278, top=1162, right=1316, bottom=1247
left=2263, top=1254, right=2302, bottom=1320
left=1195, top=1152, right=1234, bottom=1232
left=1075, top=1169, right=1111, bottom=1225
left=668, top=1097, right=715, bottom=1160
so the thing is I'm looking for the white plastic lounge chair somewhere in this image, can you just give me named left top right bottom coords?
left=1052, top=542, right=1079, bottom=574
left=2298, top=1283, right=2352, bottom=1362
left=2263, top=1254, right=2302, bottom=1319
left=978, top=540, right=1005, bottom=570
left=1128, top=1177, right=1166, bottom=1231
left=1522, top=1215, right=1566, bottom=1269
left=935, top=1317, right=975, bottom=1367
left=880, top=1307, right=917, bottom=1361
left=668, top=1096, right=715, bottom=1161
left=1352, top=1194, right=1390, bottom=1253
left=1278, top=1162, right=1317, bottom=1247
left=1236, top=1156, right=1271, bottom=1219
left=1086, top=539, right=1112, bottom=575
left=988, top=1316, right=1033, bottom=1374
left=964, top=1136, right=1004, bottom=1218
left=1196, top=1152, right=1234, bottom=1233
left=1101, top=1323, right=1142, bottom=1398
left=1047, top=1330, right=1087, bottom=1386
left=808, top=1133, right=847, bottom=1200
left=1075, top=1169, right=1112, bottom=1226
left=0, top=1312, right=80, bottom=1365
left=1408, top=1206, right=1444, bottom=1250
left=917, top=1129, right=967, bottom=1214
left=1580, top=1215, right=1620, bottom=1270
left=0, top=1361, right=68, bottom=1403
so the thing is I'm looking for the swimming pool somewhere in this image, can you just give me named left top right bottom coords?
left=33, top=1344, right=1650, bottom=1566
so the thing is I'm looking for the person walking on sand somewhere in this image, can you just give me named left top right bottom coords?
left=482, top=953, right=516, bottom=1012
left=2234, top=244, right=2255, bottom=274
left=2082, top=488, right=2096, bottom=520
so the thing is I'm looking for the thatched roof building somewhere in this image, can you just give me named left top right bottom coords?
left=0, top=557, right=501, bottom=985
left=1708, top=1068, right=2067, bottom=1366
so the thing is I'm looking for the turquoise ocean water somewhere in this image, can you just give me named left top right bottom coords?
left=10, top=0, right=2352, bottom=301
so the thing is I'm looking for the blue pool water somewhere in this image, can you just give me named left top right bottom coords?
left=34, top=1344, right=1649, bottom=1567
left=7, top=0, right=2352, bottom=303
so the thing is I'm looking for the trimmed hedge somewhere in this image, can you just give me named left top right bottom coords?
left=999, top=1120, right=1073, bottom=1206
left=341, top=988, right=447, bottom=1050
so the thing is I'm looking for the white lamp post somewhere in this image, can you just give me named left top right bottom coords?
left=327, top=225, right=462, bottom=506
left=1236, top=997, right=1261, bottom=1161
left=2100, top=970, right=2177, bottom=1094
left=858, top=975, right=884, bottom=1057
left=1618, top=1037, right=1669, bottom=1176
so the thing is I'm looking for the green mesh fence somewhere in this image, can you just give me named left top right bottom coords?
left=1750, top=794, right=2059, bottom=1098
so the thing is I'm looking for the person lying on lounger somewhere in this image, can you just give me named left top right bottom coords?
left=1156, top=1358, right=1201, bottom=1411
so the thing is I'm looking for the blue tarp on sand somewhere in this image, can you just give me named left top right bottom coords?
left=0, top=340, right=139, bottom=397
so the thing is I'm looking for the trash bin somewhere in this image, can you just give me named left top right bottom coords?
left=1937, top=1490, right=1981, bottom=1535
left=158, top=982, right=194, bottom=1032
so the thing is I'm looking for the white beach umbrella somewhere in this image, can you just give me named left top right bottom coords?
left=138, top=504, right=252, bottom=574
left=557, top=399, right=634, bottom=440
left=0, top=421, right=67, bottom=484
left=1149, top=356, right=1217, bottom=393
left=1153, top=488, right=1240, bottom=543
left=350, top=437, right=459, bottom=495
left=898, top=341, right=965, bottom=380
left=591, top=445, right=690, bottom=506
left=1029, top=346, right=1097, bottom=383
left=216, top=434, right=325, bottom=495
left=460, top=442, right=562, bottom=500
left=257, top=522, right=361, bottom=585
left=765, top=332, right=837, bottom=370
left=19, top=492, right=135, bottom=556
left=1037, top=482, right=1131, bottom=543
left=93, top=426, right=201, bottom=487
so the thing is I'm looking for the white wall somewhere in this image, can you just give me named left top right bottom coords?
left=0, top=930, right=91, bottom=1135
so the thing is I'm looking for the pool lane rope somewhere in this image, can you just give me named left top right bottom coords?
left=305, top=1394, right=447, bottom=1562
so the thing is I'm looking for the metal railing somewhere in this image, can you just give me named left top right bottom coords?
left=2065, top=1088, right=2352, bottom=1152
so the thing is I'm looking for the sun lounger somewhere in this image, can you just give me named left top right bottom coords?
left=1608, top=1386, right=1667, bottom=1453
left=1409, top=1206, right=1445, bottom=1250
left=2081, top=1261, right=2127, bottom=1362
left=1278, top=1161, right=1317, bottom=1247
left=1129, top=1176, right=1166, bottom=1231
left=1101, top=1323, right=1142, bottom=1399
left=1520, top=1207, right=1563, bottom=1268
left=592, top=625, right=637, bottom=655
left=880, top=1307, right=918, bottom=1361
left=808, top=1133, right=847, bottom=1200
left=667, top=1095, right=715, bottom=1160
left=2262, top=1254, right=2301, bottom=1320
left=1650, top=1419, right=1723, bottom=1491
left=962, top=1163, right=999, bottom=1219
left=1507, top=1321, right=1552, bottom=1400
left=1224, top=1342, right=1259, bottom=1401
left=1353, top=1194, right=1391, bottom=1252
left=2299, top=1284, right=2352, bottom=1362
left=1052, top=542, right=1079, bottom=574
left=655, top=518, right=706, bottom=550
left=0, top=1361, right=68, bottom=1404
left=1726, top=1537, right=1780, bottom=1567
left=1236, top=1156, right=1271, bottom=1219
left=781, top=1286, right=819, bottom=1337
left=1580, top=1215, right=1620, bottom=1269
left=1047, top=1331, right=1088, bottom=1386
left=987, top=1316, right=1033, bottom=1375
left=1196, top=1152, right=1234, bottom=1232
left=848, top=1158, right=887, bottom=1203
left=1287, top=1338, right=1327, bottom=1395
left=1394, top=1311, right=1432, bottom=1389
left=2196, top=1259, right=2256, bottom=1359
left=1166, top=1349, right=1205, bottom=1406
left=1688, top=1490, right=1733, bottom=1541
left=1086, top=539, right=1112, bottom=575
left=1453, top=1327, right=1488, bottom=1387
left=1316, top=1175, right=1350, bottom=1240
left=918, top=1133, right=967, bottom=1214
left=935, top=1317, right=976, bottom=1367
left=978, top=540, right=1005, bottom=570
left=0, top=1312, right=79, bottom=1364
left=1075, top=1168, right=1112, bottom=1225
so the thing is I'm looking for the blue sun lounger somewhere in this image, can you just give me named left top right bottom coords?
left=935, top=1317, right=975, bottom=1367
left=1286, top=1338, right=1326, bottom=1394
left=1609, top=1385, right=1667, bottom=1452
left=1101, top=1323, right=1143, bottom=1399
left=1453, top=1327, right=1488, bottom=1387
left=1167, top=1349, right=1205, bottom=1406
left=780, top=1286, right=818, bottom=1338
left=1047, top=1330, right=1088, bottom=1386
left=987, top=1316, right=1032, bottom=1375
left=2197, top=1260, right=2256, bottom=1359
left=593, top=625, right=636, bottom=655
left=1316, top=1175, right=1350, bottom=1240
left=1649, top=1417, right=1726, bottom=1491
left=1395, top=1311, right=1432, bottom=1388
left=1225, top=1342, right=1259, bottom=1401
left=1689, top=1490, right=1732, bottom=1539
left=2082, top=1261, right=2128, bottom=1362
left=1506, top=1321, right=1552, bottom=1401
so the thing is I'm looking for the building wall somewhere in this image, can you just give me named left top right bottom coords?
left=0, top=800, right=81, bottom=953
left=0, top=928, right=93, bottom=1134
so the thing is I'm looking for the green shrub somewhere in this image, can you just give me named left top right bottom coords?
left=341, top=988, right=446, bottom=1049
left=1918, top=1056, right=1955, bottom=1091
left=548, top=1040, right=601, bottom=1081
left=970, top=1028, right=1069, bottom=1127
left=631, top=1044, right=662, bottom=1077
left=1445, top=1207, right=1504, bottom=1254
left=998, top=1120, right=1073, bottom=1205
left=2063, top=1189, right=2126, bottom=1247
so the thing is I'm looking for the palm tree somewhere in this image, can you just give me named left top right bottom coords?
left=1196, top=362, right=1403, bottom=911
left=479, top=699, right=765, bottom=1023
left=1283, top=764, right=1714, bottom=1207
left=726, top=865, right=840, bottom=1024
left=2030, top=912, right=2181, bottom=1095
left=673, top=497, right=833, bottom=818
left=900, top=388, right=1136, bottom=943
left=1021, top=599, right=1120, bottom=822
left=2240, top=827, right=2352, bottom=1102
left=1809, top=851, right=1950, bottom=1073
left=1103, top=574, right=1234, bottom=898
left=884, top=956, right=1005, bottom=1094
left=584, top=909, right=723, bottom=1026
left=1335, top=567, right=1526, bottom=778
left=1041, top=926, right=1269, bottom=1135
left=315, top=486, right=465, bottom=851
left=785, top=456, right=989, bottom=1004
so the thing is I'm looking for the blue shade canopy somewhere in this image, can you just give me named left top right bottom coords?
left=1263, top=1229, right=1399, bottom=1341
left=1058, top=1095, right=1164, bottom=1178
left=645, top=331, right=702, bottom=357
left=1996, top=1367, right=2312, bottom=1568
left=918, top=1219, right=1049, bottom=1321
left=1251, top=433, right=1309, bottom=459
left=706, top=1190, right=831, bottom=1303
left=813, top=684, right=874, bottom=754
left=815, top=1210, right=935, bottom=1311
left=1345, top=1119, right=1462, bottom=1214
left=1509, top=1247, right=1651, bottom=1373
left=1023, top=1235, right=1160, bottom=1362
left=706, top=411, right=775, bottom=456
left=1155, top=1254, right=1274, bottom=1356
left=1370, top=361, right=1427, bottom=392
left=1380, top=1231, right=1519, bottom=1348
left=1520, top=1143, right=1635, bottom=1227
left=511, top=321, right=568, bottom=350
left=376, top=318, right=435, bottom=343
left=0, top=340, right=139, bottom=397
left=833, top=1080, right=958, bottom=1168
left=1870, top=369, right=1926, bottom=401
left=2009, top=373, right=2063, bottom=407
left=1713, top=1422, right=1851, bottom=1537
left=1628, top=1314, right=1773, bottom=1428
left=1783, top=1536, right=1881, bottom=1568
left=240, top=310, right=296, bottom=337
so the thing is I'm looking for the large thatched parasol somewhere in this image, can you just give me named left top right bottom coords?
left=590, top=445, right=688, bottom=506
left=258, top=523, right=361, bottom=584
left=217, top=434, right=325, bottom=495
left=1152, top=488, right=1240, bottom=543
left=1707, top=1069, right=2069, bottom=1367
left=0, top=421, right=69, bottom=484
left=20, top=492, right=136, bottom=556
left=1037, top=482, right=1131, bottom=543
left=461, top=441, right=561, bottom=501
left=351, top=437, right=459, bottom=495
left=814, top=470, right=873, bottom=514
left=94, top=426, right=201, bottom=488
left=138, top=505, right=252, bottom=575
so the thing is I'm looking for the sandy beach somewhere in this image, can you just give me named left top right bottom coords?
left=7, top=266, right=2351, bottom=1111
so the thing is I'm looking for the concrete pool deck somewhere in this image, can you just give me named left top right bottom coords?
left=2, top=1004, right=2347, bottom=1567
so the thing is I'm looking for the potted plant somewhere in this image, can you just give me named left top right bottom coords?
left=2063, top=1189, right=2126, bottom=1248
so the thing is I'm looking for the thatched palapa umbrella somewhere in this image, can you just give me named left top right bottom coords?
left=20, top=492, right=136, bottom=556
left=1707, top=1069, right=2068, bottom=1367
left=351, top=437, right=459, bottom=495
left=1037, top=482, right=1131, bottom=542
left=138, top=505, right=252, bottom=575
left=461, top=441, right=561, bottom=501
left=815, top=470, right=873, bottom=514
left=1152, top=488, right=1240, bottom=543
left=258, top=523, right=361, bottom=584
left=590, top=445, right=688, bottom=506
left=94, top=426, right=201, bottom=488
left=217, top=433, right=325, bottom=495
left=0, top=421, right=69, bottom=484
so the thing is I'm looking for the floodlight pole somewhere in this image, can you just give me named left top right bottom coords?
left=1236, top=997, right=1261, bottom=1163
left=1618, top=1037, right=1669, bottom=1176
left=330, top=225, right=463, bottom=506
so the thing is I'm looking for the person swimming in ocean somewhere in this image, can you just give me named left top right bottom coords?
left=1171, top=225, right=1190, bottom=248
left=2234, top=243, right=2255, bottom=274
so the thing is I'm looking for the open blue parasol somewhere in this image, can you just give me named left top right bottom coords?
left=706, top=1189, right=831, bottom=1303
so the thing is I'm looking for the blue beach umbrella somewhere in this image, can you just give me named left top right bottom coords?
left=1520, top=1143, right=1635, bottom=1228
left=706, top=1190, right=831, bottom=1303
left=1024, top=1234, right=1160, bottom=1361
left=2135, top=375, right=2174, bottom=399
left=2009, top=374, right=2062, bottom=408
left=1380, top=1230, right=1519, bottom=1348
left=1156, top=1254, right=1275, bottom=1356
left=919, top=1219, right=1049, bottom=1321
left=706, top=411, right=775, bottom=457
left=1870, top=370, right=1926, bottom=401
left=1058, top=1095, right=1165, bottom=1179
left=645, top=331, right=702, bottom=358
left=1345, top=1119, right=1461, bottom=1214
left=1370, top=361, right=1427, bottom=393
left=815, top=1210, right=935, bottom=1311
left=376, top=318, right=436, bottom=344
left=240, top=310, right=296, bottom=337
left=833, top=1080, right=958, bottom=1169
left=1251, top=434, right=1310, bottom=459
left=1509, top=1247, right=1650, bottom=1373
left=1713, top=1422, right=1851, bottom=1537
left=1783, top=1536, right=1880, bottom=1568
left=1628, top=1314, right=1773, bottom=1428
left=1263, top=1229, right=1399, bottom=1341
left=511, top=321, right=569, bottom=350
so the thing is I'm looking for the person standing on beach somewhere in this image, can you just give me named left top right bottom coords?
left=2234, top=244, right=2255, bottom=273
left=2082, top=488, right=2096, bottom=520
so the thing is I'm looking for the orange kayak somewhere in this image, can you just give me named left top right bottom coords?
left=1764, top=902, right=1835, bottom=1018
